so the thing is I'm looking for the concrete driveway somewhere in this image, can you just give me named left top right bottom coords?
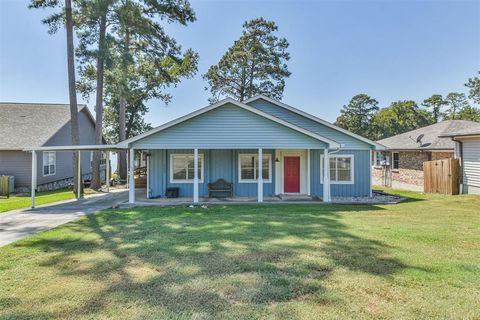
left=0, top=189, right=128, bottom=247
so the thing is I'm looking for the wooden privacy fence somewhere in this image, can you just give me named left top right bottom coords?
left=0, top=176, right=10, bottom=198
left=423, top=158, right=460, bottom=195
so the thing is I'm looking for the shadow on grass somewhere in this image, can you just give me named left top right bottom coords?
left=9, top=204, right=417, bottom=318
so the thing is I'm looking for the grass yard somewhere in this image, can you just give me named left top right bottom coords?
left=0, top=189, right=479, bottom=319
left=0, top=189, right=76, bottom=213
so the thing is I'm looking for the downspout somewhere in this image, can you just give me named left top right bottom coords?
left=323, top=144, right=343, bottom=203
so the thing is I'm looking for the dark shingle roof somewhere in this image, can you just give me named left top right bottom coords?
left=377, top=120, right=480, bottom=150
left=0, top=103, right=89, bottom=150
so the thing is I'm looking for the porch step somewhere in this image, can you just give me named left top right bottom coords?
left=278, top=194, right=313, bottom=201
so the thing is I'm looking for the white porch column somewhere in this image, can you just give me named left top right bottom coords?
left=368, top=150, right=372, bottom=197
left=258, top=148, right=263, bottom=202
left=323, top=148, right=331, bottom=202
left=146, top=152, right=150, bottom=199
left=77, top=150, right=81, bottom=199
left=129, top=148, right=135, bottom=204
left=193, top=148, right=199, bottom=203
left=106, top=151, right=110, bottom=193
left=31, top=151, right=36, bottom=208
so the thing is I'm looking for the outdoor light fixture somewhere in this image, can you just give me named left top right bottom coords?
left=275, top=157, right=280, bottom=163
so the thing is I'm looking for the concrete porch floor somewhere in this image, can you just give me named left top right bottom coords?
left=123, top=189, right=323, bottom=207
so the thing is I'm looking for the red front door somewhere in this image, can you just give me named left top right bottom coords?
left=284, top=156, right=300, bottom=193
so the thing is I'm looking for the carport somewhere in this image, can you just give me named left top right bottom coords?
left=23, top=145, right=127, bottom=208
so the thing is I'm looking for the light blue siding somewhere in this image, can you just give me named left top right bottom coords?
left=148, top=148, right=370, bottom=198
left=310, top=149, right=371, bottom=197
left=131, top=103, right=327, bottom=149
left=148, top=149, right=275, bottom=198
left=247, top=99, right=373, bottom=150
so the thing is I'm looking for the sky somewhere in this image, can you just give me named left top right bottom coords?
left=0, top=0, right=479, bottom=127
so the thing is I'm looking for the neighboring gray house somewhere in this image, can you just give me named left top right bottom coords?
left=0, top=103, right=102, bottom=192
left=373, top=120, right=480, bottom=191
left=440, top=127, right=480, bottom=195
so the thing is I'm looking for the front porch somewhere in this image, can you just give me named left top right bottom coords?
left=129, top=148, right=334, bottom=204
left=130, top=188, right=322, bottom=206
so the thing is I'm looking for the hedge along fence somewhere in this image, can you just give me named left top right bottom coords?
left=0, top=176, right=10, bottom=198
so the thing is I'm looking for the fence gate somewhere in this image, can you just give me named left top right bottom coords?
left=423, top=158, right=460, bottom=195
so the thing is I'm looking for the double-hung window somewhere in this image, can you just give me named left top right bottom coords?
left=374, top=152, right=383, bottom=166
left=43, top=151, right=56, bottom=176
left=170, top=154, right=204, bottom=183
left=321, top=155, right=354, bottom=184
left=392, top=152, right=400, bottom=170
left=238, top=154, right=271, bottom=183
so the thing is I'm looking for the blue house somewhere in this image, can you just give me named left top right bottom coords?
left=120, top=95, right=384, bottom=203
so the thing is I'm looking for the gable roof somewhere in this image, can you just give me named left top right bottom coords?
left=120, top=98, right=340, bottom=148
left=377, top=120, right=480, bottom=150
left=244, top=95, right=384, bottom=149
left=0, top=102, right=95, bottom=150
left=438, top=125, right=480, bottom=138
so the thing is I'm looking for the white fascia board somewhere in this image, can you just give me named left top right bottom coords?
left=120, top=98, right=340, bottom=149
left=244, top=94, right=385, bottom=150
left=23, top=145, right=124, bottom=152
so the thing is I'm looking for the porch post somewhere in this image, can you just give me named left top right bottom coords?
left=31, top=151, right=36, bottom=208
left=129, top=148, right=135, bottom=204
left=258, top=148, right=263, bottom=202
left=146, top=152, right=150, bottom=199
left=77, top=150, right=81, bottom=199
left=193, top=148, right=199, bottom=203
left=106, top=151, right=110, bottom=193
left=323, top=148, right=331, bottom=202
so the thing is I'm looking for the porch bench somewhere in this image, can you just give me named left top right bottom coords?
left=208, top=179, right=233, bottom=198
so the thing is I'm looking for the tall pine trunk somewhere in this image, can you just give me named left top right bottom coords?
left=65, top=0, right=83, bottom=198
left=90, top=13, right=107, bottom=190
left=118, top=28, right=130, bottom=181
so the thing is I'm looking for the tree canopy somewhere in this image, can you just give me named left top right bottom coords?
left=203, top=17, right=290, bottom=102
left=371, top=101, right=434, bottom=140
left=335, top=94, right=379, bottom=139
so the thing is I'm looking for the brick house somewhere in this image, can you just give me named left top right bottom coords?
left=372, top=120, right=480, bottom=191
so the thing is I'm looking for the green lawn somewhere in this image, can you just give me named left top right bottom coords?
left=0, top=189, right=75, bottom=212
left=1, top=189, right=479, bottom=319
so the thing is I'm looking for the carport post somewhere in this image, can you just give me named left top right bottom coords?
left=31, top=150, right=36, bottom=208
left=129, top=148, right=135, bottom=204
left=106, top=151, right=110, bottom=193
left=77, top=150, right=81, bottom=199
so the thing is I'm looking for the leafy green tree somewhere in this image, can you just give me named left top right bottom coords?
left=334, top=94, right=379, bottom=139
left=203, top=18, right=290, bottom=102
left=456, top=105, right=480, bottom=122
left=465, top=71, right=480, bottom=104
left=444, top=92, right=469, bottom=120
left=77, top=0, right=198, bottom=179
left=29, top=0, right=84, bottom=197
left=371, top=100, right=434, bottom=140
left=114, top=0, right=197, bottom=179
left=422, top=94, right=447, bottom=123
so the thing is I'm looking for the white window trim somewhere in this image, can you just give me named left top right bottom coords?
left=238, top=153, right=272, bottom=183
left=169, top=153, right=204, bottom=183
left=320, top=154, right=355, bottom=184
left=42, top=151, right=56, bottom=177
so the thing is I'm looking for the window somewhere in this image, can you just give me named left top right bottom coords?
left=43, top=151, right=56, bottom=176
left=238, top=153, right=271, bottom=182
left=374, top=152, right=384, bottom=166
left=321, top=155, right=354, bottom=184
left=90, top=152, right=107, bottom=165
left=170, top=154, right=204, bottom=183
left=392, top=152, right=400, bottom=170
